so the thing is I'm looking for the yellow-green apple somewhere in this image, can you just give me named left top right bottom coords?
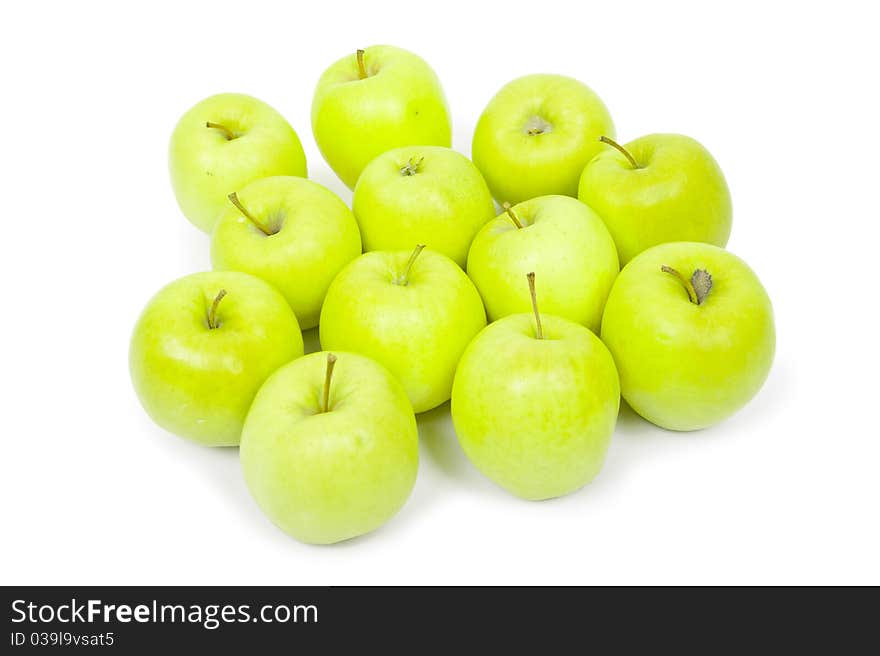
left=466, top=195, right=618, bottom=332
left=240, top=351, right=418, bottom=544
left=472, top=74, right=614, bottom=204
left=451, top=273, right=619, bottom=500
left=169, top=93, right=307, bottom=233
left=600, top=242, right=774, bottom=431
left=129, top=271, right=303, bottom=446
left=210, top=176, right=361, bottom=329
left=578, top=134, right=732, bottom=264
left=352, top=145, right=494, bottom=267
left=320, top=246, right=486, bottom=413
left=311, top=45, right=451, bottom=189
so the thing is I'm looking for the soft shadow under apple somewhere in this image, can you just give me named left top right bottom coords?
left=417, top=402, right=472, bottom=479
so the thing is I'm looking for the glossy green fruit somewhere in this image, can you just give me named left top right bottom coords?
left=130, top=271, right=303, bottom=446
left=466, top=195, right=618, bottom=332
left=578, top=134, right=732, bottom=264
left=353, top=145, right=494, bottom=267
left=211, top=176, right=361, bottom=329
left=452, top=309, right=619, bottom=500
left=600, top=242, right=774, bottom=431
left=312, top=45, right=451, bottom=189
left=240, top=351, right=418, bottom=544
left=472, top=74, right=614, bottom=204
left=169, top=93, right=306, bottom=233
left=320, top=247, right=486, bottom=413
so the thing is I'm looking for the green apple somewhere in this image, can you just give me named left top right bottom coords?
left=451, top=273, right=619, bottom=500
left=169, top=93, right=307, bottom=233
left=240, top=351, right=418, bottom=544
left=466, top=194, right=618, bottom=332
left=600, top=242, right=774, bottom=431
left=130, top=271, right=303, bottom=446
left=352, top=145, right=494, bottom=267
left=578, top=134, right=732, bottom=264
left=320, top=246, right=486, bottom=413
left=210, top=176, right=361, bottom=330
left=472, top=74, right=614, bottom=204
left=311, top=45, right=451, bottom=189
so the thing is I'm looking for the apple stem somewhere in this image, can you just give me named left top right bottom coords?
left=394, top=244, right=426, bottom=286
left=207, top=289, right=228, bottom=329
left=599, top=136, right=640, bottom=169
left=526, top=272, right=544, bottom=340
left=206, top=121, right=236, bottom=140
left=400, top=156, right=424, bottom=176
left=661, top=265, right=697, bottom=303
left=227, top=192, right=273, bottom=236
left=502, top=202, right=524, bottom=229
left=661, top=265, right=714, bottom=305
left=356, top=49, right=367, bottom=79
left=322, top=353, right=338, bottom=413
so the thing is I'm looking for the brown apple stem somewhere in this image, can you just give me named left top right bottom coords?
left=526, top=272, right=544, bottom=340
left=599, top=136, right=640, bottom=169
left=206, top=121, right=236, bottom=140
left=395, top=244, right=426, bottom=286
left=661, top=265, right=713, bottom=305
left=207, top=289, right=228, bottom=329
left=227, top=192, right=273, bottom=236
left=661, top=265, right=697, bottom=303
left=322, top=353, right=338, bottom=413
left=502, top=202, right=524, bottom=229
left=356, top=49, right=367, bottom=79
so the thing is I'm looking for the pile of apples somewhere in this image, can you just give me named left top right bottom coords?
left=130, top=45, right=775, bottom=545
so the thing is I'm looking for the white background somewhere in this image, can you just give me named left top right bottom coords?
left=2, top=1, right=878, bottom=586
